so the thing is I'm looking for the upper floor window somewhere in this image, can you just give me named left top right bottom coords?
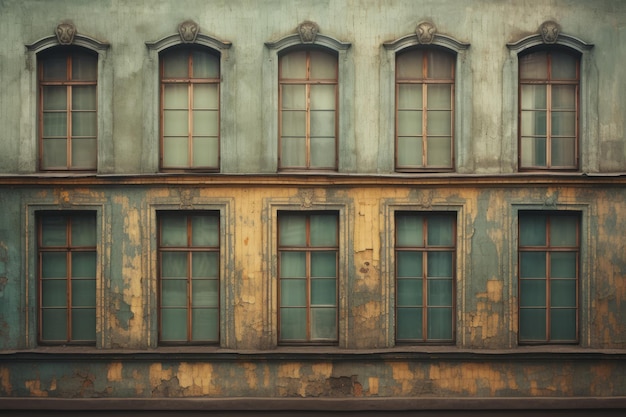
left=160, top=47, right=220, bottom=171
left=519, top=49, right=580, bottom=170
left=279, top=49, right=338, bottom=170
left=38, top=48, right=98, bottom=171
left=395, top=48, right=455, bottom=171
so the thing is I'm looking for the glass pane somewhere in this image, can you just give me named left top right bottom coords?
left=396, top=213, right=423, bottom=246
left=311, top=307, right=337, bottom=339
left=192, top=50, right=219, bottom=78
left=551, top=51, right=578, bottom=80
left=397, top=110, right=422, bottom=136
left=426, top=137, right=452, bottom=166
left=42, top=253, right=67, bottom=278
left=194, top=84, right=218, bottom=109
left=71, top=138, right=97, bottom=169
left=550, top=252, right=577, bottom=278
left=191, top=215, right=219, bottom=246
left=43, top=113, right=67, bottom=137
left=552, top=85, right=576, bottom=110
left=280, top=279, right=306, bottom=307
left=519, top=308, right=546, bottom=341
left=521, top=85, right=546, bottom=109
left=41, top=309, right=67, bottom=341
left=71, top=279, right=95, bottom=307
left=161, top=308, right=187, bottom=341
left=520, top=51, right=548, bottom=79
left=427, top=215, right=454, bottom=246
left=311, top=278, right=336, bottom=305
left=427, top=50, right=454, bottom=79
left=397, top=137, right=423, bottom=167
left=43, top=86, right=67, bottom=110
left=164, top=110, right=189, bottom=136
left=43, top=56, right=67, bottom=80
left=427, top=252, right=453, bottom=278
left=427, top=279, right=452, bottom=306
left=281, top=111, right=306, bottom=137
left=310, top=137, right=336, bottom=168
left=161, top=252, right=188, bottom=278
left=427, top=85, right=451, bottom=109
left=310, top=111, right=335, bottom=136
left=71, top=308, right=95, bottom=341
left=72, top=112, right=97, bottom=136
left=311, top=252, right=336, bottom=278
left=282, top=85, right=306, bottom=110
left=310, top=51, right=336, bottom=79
left=520, top=278, right=546, bottom=307
left=550, top=308, right=577, bottom=340
left=281, top=137, right=306, bottom=167
left=161, top=216, right=187, bottom=246
left=280, top=252, right=305, bottom=278
left=192, top=252, right=218, bottom=278
left=72, top=86, right=96, bottom=110
left=163, top=137, right=189, bottom=167
left=280, top=308, right=306, bottom=340
left=427, top=111, right=451, bottom=135
left=161, top=279, right=187, bottom=307
left=397, top=278, right=422, bottom=306
left=71, top=252, right=96, bottom=278
left=191, top=308, right=218, bottom=341
left=550, top=216, right=578, bottom=246
left=398, top=84, right=422, bottom=109
left=551, top=279, right=577, bottom=307
left=397, top=307, right=422, bottom=339
left=520, top=252, right=546, bottom=278
left=192, top=279, right=218, bottom=307
left=192, top=136, right=219, bottom=167
left=42, top=216, right=67, bottom=246
left=279, top=214, right=306, bottom=246
left=551, top=112, right=576, bottom=136
left=427, top=307, right=452, bottom=339
left=551, top=137, right=576, bottom=167
left=310, top=85, right=335, bottom=110
left=397, top=252, right=422, bottom=278
left=71, top=215, right=96, bottom=246
left=193, top=110, right=218, bottom=136
left=310, top=214, right=337, bottom=246
left=162, top=49, right=189, bottom=78
left=521, top=111, right=547, bottom=136
left=520, top=214, right=546, bottom=246
left=281, top=51, right=307, bottom=79
left=396, top=50, right=423, bottom=79
left=42, top=280, right=67, bottom=307
left=72, top=53, right=97, bottom=81
left=164, top=84, right=188, bottom=109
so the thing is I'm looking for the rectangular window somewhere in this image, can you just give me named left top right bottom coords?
left=278, top=212, right=338, bottom=344
left=518, top=212, right=579, bottom=343
left=39, top=49, right=98, bottom=170
left=160, top=47, right=220, bottom=171
left=519, top=49, right=579, bottom=170
left=38, top=212, right=97, bottom=344
left=395, top=49, right=455, bottom=171
left=158, top=212, right=220, bottom=344
left=279, top=50, right=338, bottom=170
left=395, top=212, right=456, bottom=343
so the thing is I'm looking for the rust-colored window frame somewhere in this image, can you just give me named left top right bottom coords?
left=394, top=212, right=457, bottom=344
left=158, top=211, right=220, bottom=345
left=518, top=211, right=580, bottom=344
left=395, top=47, right=455, bottom=172
left=278, top=48, right=339, bottom=171
left=278, top=211, right=339, bottom=345
left=37, top=211, right=97, bottom=345
left=518, top=48, right=580, bottom=171
left=38, top=48, right=98, bottom=171
left=159, top=46, right=221, bottom=172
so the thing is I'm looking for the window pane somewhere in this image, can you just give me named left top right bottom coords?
left=521, top=85, right=547, bottom=110
left=397, top=110, right=422, bottom=136
left=192, top=279, right=218, bottom=307
left=42, top=280, right=67, bottom=307
left=397, top=50, right=423, bottom=79
left=43, top=113, right=67, bottom=137
left=398, top=278, right=422, bottom=306
left=281, top=51, right=306, bottom=78
left=550, top=252, right=577, bottom=278
left=163, top=137, right=189, bottom=166
left=310, top=214, right=337, bottom=246
left=71, top=279, right=96, bottom=307
left=192, top=136, right=219, bottom=167
left=193, top=110, right=218, bottom=136
left=71, top=252, right=96, bottom=278
left=397, top=307, right=422, bottom=340
left=551, top=51, right=578, bottom=80
left=161, top=308, right=187, bottom=340
left=550, top=216, right=578, bottom=246
left=427, top=215, right=454, bottom=246
left=161, top=279, right=187, bottom=307
left=162, top=49, right=189, bottom=78
left=310, top=111, right=335, bottom=136
left=427, top=307, right=452, bottom=339
left=191, top=308, right=218, bottom=341
left=42, top=253, right=67, bottom=278
left=43, top=56, right=67, bottom=80
left=192, top=252, right=218, bottom=278
left=310, top=307, right=336, bottom=339
left=311, top=251, right=336, bottom=277
left=519, top=308, right=546, bottom=340
left=520, top=252, right=546, bottom=278
left=427, top=85, right=451, bottom=109
left=398, top=84, right=422, bottom=109
left=427, top=279, right=452, bottom=306
left=164, top=84, right=189, bottom=109
left=161, top=216, right=187, bottom=246
left=281, top=110, right=306, bottom=137
left=520, top=214, right=547, bottom=246
left=72, top=53, right=97, bottom=81
left=551, top=279, right=577, bottom=307
left=42, top=216, right=67, bottom=246
left=164, top=110, right=189, bottom=136
left=309, top=51, right=336, bottom=79
left=161, top=252, right=188, bottom=278
left=426, top=137, right=452, bottom=166
left=279, top=214, right=306, bottom=246
left=397, top=252, right=422, bottom=278
left=280, top=308, right=306, bottom=340
left=191, top=215, right=219, bottom=246
left=282, top=85, right=306, bottom=110
left=71, top=138, right=97, bottom=169
left=41, top=309, right=67, bottom=341
left=520, top=136, right=547, bottom=167
left=194, top=84, right=218, bottom=109
left=551, top=137, right=576, bottom=167
left=397, top=137, right=423, bottom=167
left=310, top=137, right=336, bottom=168
left=521, top=111, right=547, bottom=136
left=520, top=278, right=546, bottom=307
left=71, top=308, right=95, bottom=341
left=550, top=309, right=577, bottom=340
left=71, top=215, right=96, bottom=246
left=280, top=279, right=306, bottom=307
left=427, top=50, right=454, bottom=79
left=520, top=51, right=547, bottom=79
left=192, top=50, right=219, bottom=78
left=427, top=111, right=451, bottom=135
left=281, top=137, right=306, bottom=167
left=280, top=252, right=305, bottom=278
left=311, top=278, right=336, bottom=305
left=552, top=85, right=576, bottom=110
left=310, top=85, right=335, bottom=110
left=43, top=86, right=67, bottom=110
left=427, top=252, right=452, bottom=278
left=396, top=214, right=423, bottom=246
left=72, top=86, right=96, bottom=110
left=551, top=112, right=576, bottom=136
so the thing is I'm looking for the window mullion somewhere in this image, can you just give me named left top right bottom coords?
left=422, top=83, right=428, bottom=167
left=66, top=220, right=72, bottom=343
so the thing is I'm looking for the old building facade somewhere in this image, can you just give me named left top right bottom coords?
left=1, top=0, right=625, bottom=414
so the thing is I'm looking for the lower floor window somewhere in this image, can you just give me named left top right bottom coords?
left=278, top=211, right=338, bottom=344
left=395, top=212, right=456, bottom=343
left=38, top=212, right=97, bottom=344
left=158, top=212, right=220, bottom=344
left=518, top=211, right=579, bottom=343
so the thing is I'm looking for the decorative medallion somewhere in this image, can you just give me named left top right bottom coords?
left=298, top=21, right=319, bottom=44
left=178, top=20, right=199, bottom=44
left=298, top=189, right=315, bottom=208
left=540, top=20, right=560, bottom=44
left=56, top=22, right=76, bottom=45
left=416, top=21, right=436, bottom=44
left=178, top=189, right=195, bottom=209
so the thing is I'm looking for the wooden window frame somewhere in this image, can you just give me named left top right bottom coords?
left=278, top=48, right=339, bottom=171
left=157, top=211, right=220, bottom=345
left=159, top=46, right=221, bottom=172
left=394, top=48, right=455, bottom=172
left=38, top=48, right=98, bottom=171
left=518, top=211, right=580, bottom=344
